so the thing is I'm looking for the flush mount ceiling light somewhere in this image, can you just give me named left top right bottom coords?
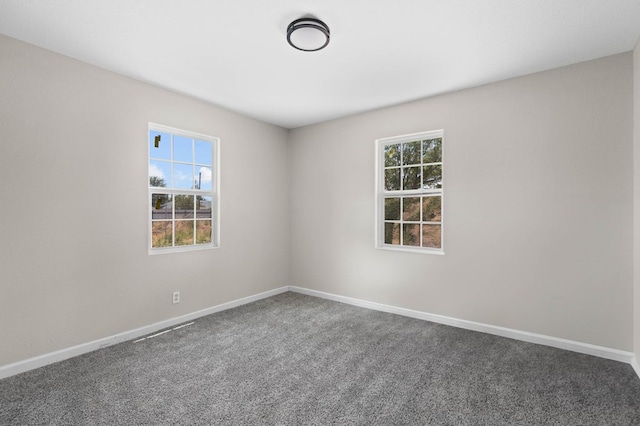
left=287, top=18, right=330, bottom=52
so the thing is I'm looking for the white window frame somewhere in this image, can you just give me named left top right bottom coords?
left=148, top=123, right=220, bottom=255
left=375, top=130, right=444, bottom=254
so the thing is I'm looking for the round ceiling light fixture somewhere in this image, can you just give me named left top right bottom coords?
left=287, top=17, right=330, bottom=52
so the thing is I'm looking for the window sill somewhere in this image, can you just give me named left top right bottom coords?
left=376, top=245, right=444, bottom=255
left=148, top=244, right=218, bottom=255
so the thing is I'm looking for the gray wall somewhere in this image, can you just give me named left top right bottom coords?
left=0, top=34, right=290, bottom=366
left=634, top=42, right=640, bottom=363
left=289, top=53, right=634, bottom=351
left=1, top=32, right=637, bottom=368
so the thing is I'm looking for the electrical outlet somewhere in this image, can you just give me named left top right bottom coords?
left=172, top=291, right=180, bottom=304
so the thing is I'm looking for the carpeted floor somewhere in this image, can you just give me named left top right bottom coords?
left=1, top=292, right=640, bottom=425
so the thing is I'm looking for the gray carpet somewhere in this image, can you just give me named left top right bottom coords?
left=1, top=292, right=640, bottom=425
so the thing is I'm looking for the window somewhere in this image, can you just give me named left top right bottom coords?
left=375, top=130, right=443, bottom=253
left=148, top=124, right=219, bottom=254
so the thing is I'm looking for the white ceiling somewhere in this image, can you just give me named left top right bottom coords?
left=1, top=1, right=639, bottom=129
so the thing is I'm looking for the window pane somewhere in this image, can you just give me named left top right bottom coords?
left=384, top=198, right=400, bottom=220
left=423, top=165, right=442, bottom=190
left=422, top=224, right=442, bottom=249
left=149, top=127, right=217, bottom=253
left=175, top=220, right=194, bottom=246
left=149, top=160, right=171, bottom=188
left=384, top=144, right=400, bottom=167
left=402, top=224, right=420, bottom=246
left=151, top=193, right=173, bottom=220
left=385, top=169, right=400, bottom=190
left=196, top=196, right=212, bottom=218
left=195, top=140, right=212, bottom=166
left=195, top=166, right=212, bottom=191
left=422, top=196, right=441, bottom=222
left=378, top=132, right=443, bottom=252
left=173, top=163, right=194, bottom=189
left=423, top=138, right=442, bottom=163
left=402, top=166, right=421, bottom=190
left=149, top=131, right=171, bottom=160
left=402, top=141, right=421, bottom=165
left=196, top=220, right=212, bottom=244
left=384, top=223, right=400, bottom=245
left=173, top=135, right=193, bottom=163
left=175, top=195, right=194, bottom=218
left=152, top=221, right=172, bottom=248
left=402, top=197, right=420, bottom=221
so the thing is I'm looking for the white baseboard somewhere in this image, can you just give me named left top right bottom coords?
left=0, top=286, right=289, bottom=380
left=3, top=285, right=638, bottom=381
left=632, top=356, right=640, bottom=380
left=289, top=286, right=636, bottom=366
